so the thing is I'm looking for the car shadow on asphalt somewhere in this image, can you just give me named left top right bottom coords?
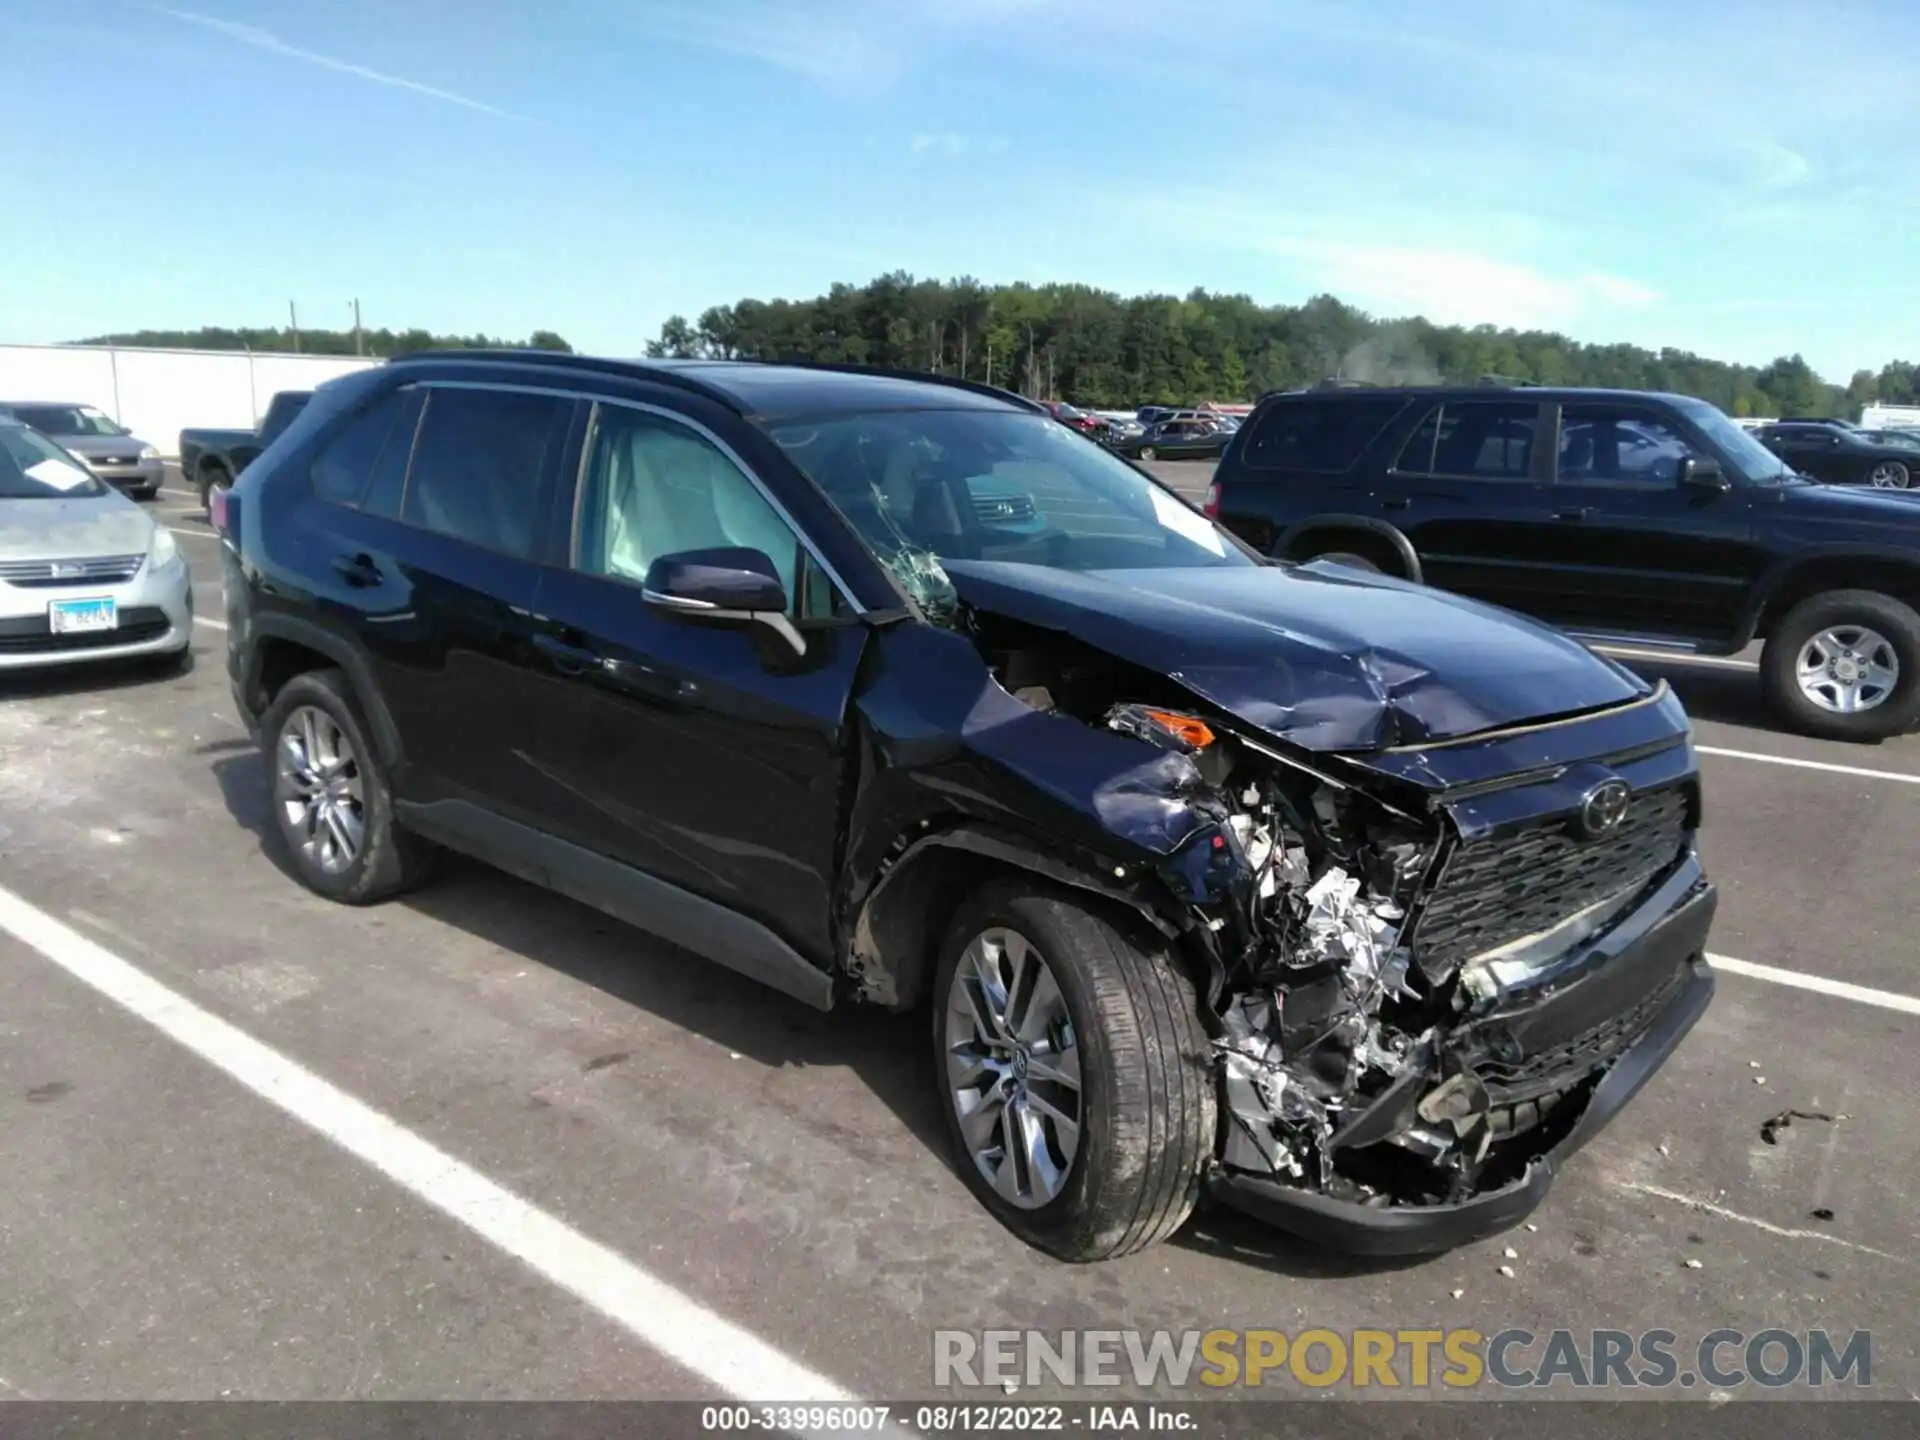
left=205, top=745, right=1441, bottom=1279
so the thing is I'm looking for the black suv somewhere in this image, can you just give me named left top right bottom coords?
left=1209, top=385, right=1920, bottom=741
left=220, top=354, right=1716, bottom=1260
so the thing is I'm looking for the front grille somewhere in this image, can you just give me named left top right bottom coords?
left=972, top=493, right=1037, bottom=523
left=0, top=554, right=145, bottom=588
left=1411, top=784, right=1692, bottom=979
left=91, top=456, right=142, bottom=468
left=0, top=606, right=170, bottom=653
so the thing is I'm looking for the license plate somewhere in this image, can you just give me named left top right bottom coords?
left=48, top=597, right=117, bottom=634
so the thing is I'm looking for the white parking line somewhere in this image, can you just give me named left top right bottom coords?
left=1696, top=745, right=1920, bottom=786
left=0, top=886, right=881, bottom=1412
left=194, top=616, right=227, bottom=631
left=167, top=525, right=219, bottom=540
left=1594, top=646, right=1759, bottom=671
left=1710, top=953, right=1920, bottom=1016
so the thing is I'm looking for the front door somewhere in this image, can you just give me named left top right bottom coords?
left=527, top=400, right=867, bottom=964
left=1521, top=402, right=1759, bottom=641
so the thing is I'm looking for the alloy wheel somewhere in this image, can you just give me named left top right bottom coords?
left=1869, top=462, right=1910, bottom=489
left=943, top=926, right=1083, bottom=1209
left=276, top=705, right=366, bottom=873
left=1795, top=625, right=1900, bottom=714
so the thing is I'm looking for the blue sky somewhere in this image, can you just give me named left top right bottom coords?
left=2, top=0, right=1915, bottom=379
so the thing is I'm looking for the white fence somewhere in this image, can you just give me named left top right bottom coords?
left=0, top=343, right=382, bottom=457
left=1862, top=403, right=1920, bottom=429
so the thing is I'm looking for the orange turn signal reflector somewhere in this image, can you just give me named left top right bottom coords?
left=1145, top=710, right=1214, bottom=748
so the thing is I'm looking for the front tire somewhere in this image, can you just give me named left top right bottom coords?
left=261, top=668, right=433, bottom=903
left=933, top=880, right=1215, bottom=1262
left=1138, top=446, right=1157, bottom=461
left=1761, top=590, right=1920, bottom=741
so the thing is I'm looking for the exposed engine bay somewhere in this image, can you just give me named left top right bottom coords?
left=976, top=613, right=1626, bottom=1211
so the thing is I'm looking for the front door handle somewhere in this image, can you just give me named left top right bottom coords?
left=533, top=632, right=601, bottom=677
left=1554, top=507, right=1593, bottom=522
left=331, top=552, right=382, bottom=587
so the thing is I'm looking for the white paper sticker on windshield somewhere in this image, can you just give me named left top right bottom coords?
left=1150, top=485, right=1226, bottom=556
left=26, top=458, right=93, bottom=492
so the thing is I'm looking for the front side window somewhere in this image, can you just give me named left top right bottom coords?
left=11, top=404, right=124, bottom=437
left=768, top=407, right=1255, bottom=607
left=0, top=426, right=106, bottom=498
left=1393, top=402, right=1538, bottom=479
left=1239, top=397, right=1407, bottom=472
left=577, top=406, right=826, bottom=618
left=1556, top=406, right=1701, bottom=486
left=400, top=387, right=571, bottom=558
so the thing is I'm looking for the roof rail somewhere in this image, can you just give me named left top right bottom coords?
left=1476, top=373, right=1535, bottom=387
left=391, top=348, right=746, bottom=411
left=763, top=359, right=1047, bottom=413
left=1314, top=377, right=1378, bottom=390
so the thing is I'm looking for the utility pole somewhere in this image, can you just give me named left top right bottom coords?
left=289, top=300, right=301, bottom=354
left=985, top=341, right=993, bottom=389
left=1026, top=325, right=1035, bottom=399
left=1047, top=347, right=1055, bottom=400
left=351, top=298, right=364, bottom=356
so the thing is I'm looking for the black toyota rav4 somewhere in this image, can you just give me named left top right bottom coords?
left=220, top=353, right=1716, bottom=1261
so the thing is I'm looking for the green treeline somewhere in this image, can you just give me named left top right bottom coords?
left=644, top=272, right=1915, bottom=417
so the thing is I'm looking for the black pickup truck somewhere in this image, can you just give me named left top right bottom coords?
left=178, top=390, right=311, bottom=510
left=1207, top=383, right=1920, bottom=741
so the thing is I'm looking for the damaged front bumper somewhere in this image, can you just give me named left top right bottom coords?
left=1209, top=862, right=1718, bottom=1256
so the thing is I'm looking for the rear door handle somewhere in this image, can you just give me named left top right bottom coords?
left=1554, top=507, right=1593, bottom=522
left=533, top=632, right=602, bottom=677
left=331, top=552, right=382, bottom=587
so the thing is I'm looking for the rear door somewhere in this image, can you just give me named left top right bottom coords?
left=307, top=380, right=583, bottom=824
left=1374, top=398, right=1560, bottom=611
left=525, top=399, right=869, bottom=963
left=1521, top=401, right=1759, bottom=640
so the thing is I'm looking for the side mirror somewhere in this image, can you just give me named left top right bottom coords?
left=642, top=546, right=805, bottom=659
left=1678, top=456, right=1731, bottom=493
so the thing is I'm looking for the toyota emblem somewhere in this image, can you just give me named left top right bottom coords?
left=1575, top=780, right=1632, bottom=840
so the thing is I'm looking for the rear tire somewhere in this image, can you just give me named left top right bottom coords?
left=1868, top=461, right=1911, bottom=489
left=1138, top=446, right=1157, bottom=461
left=197, top=463, right=232, bottom=513
left=1761, top=590, right=1920, bottom=742
left=933, top=879, right=1215, bottom=1262
left=261, top=668, right=433, bottom=903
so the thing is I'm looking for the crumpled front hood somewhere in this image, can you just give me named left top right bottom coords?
left=0, top=493, right=154, bottom=561
left=942, top=559, right=1648, bottom=751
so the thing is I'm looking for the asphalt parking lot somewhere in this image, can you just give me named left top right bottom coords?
left=0, top=461, right=1914, bottom=1405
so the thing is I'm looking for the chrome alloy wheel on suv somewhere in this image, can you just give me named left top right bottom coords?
left=276, top=704, right=366, bottom=873
left=944, top=926, right=1083, bottom=1209
left=1795, top=625, right=1900, bottom=714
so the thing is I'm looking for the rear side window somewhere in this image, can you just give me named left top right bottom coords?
left=358, top=389, right=425, bottom=518
left=311, top=389, right=411, bottom=507
left=1393, top=402, right=1538, bottom=480
left=1239, top=398, right=1406, bottom=472
left=399, top=387, right=573, bottom=558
